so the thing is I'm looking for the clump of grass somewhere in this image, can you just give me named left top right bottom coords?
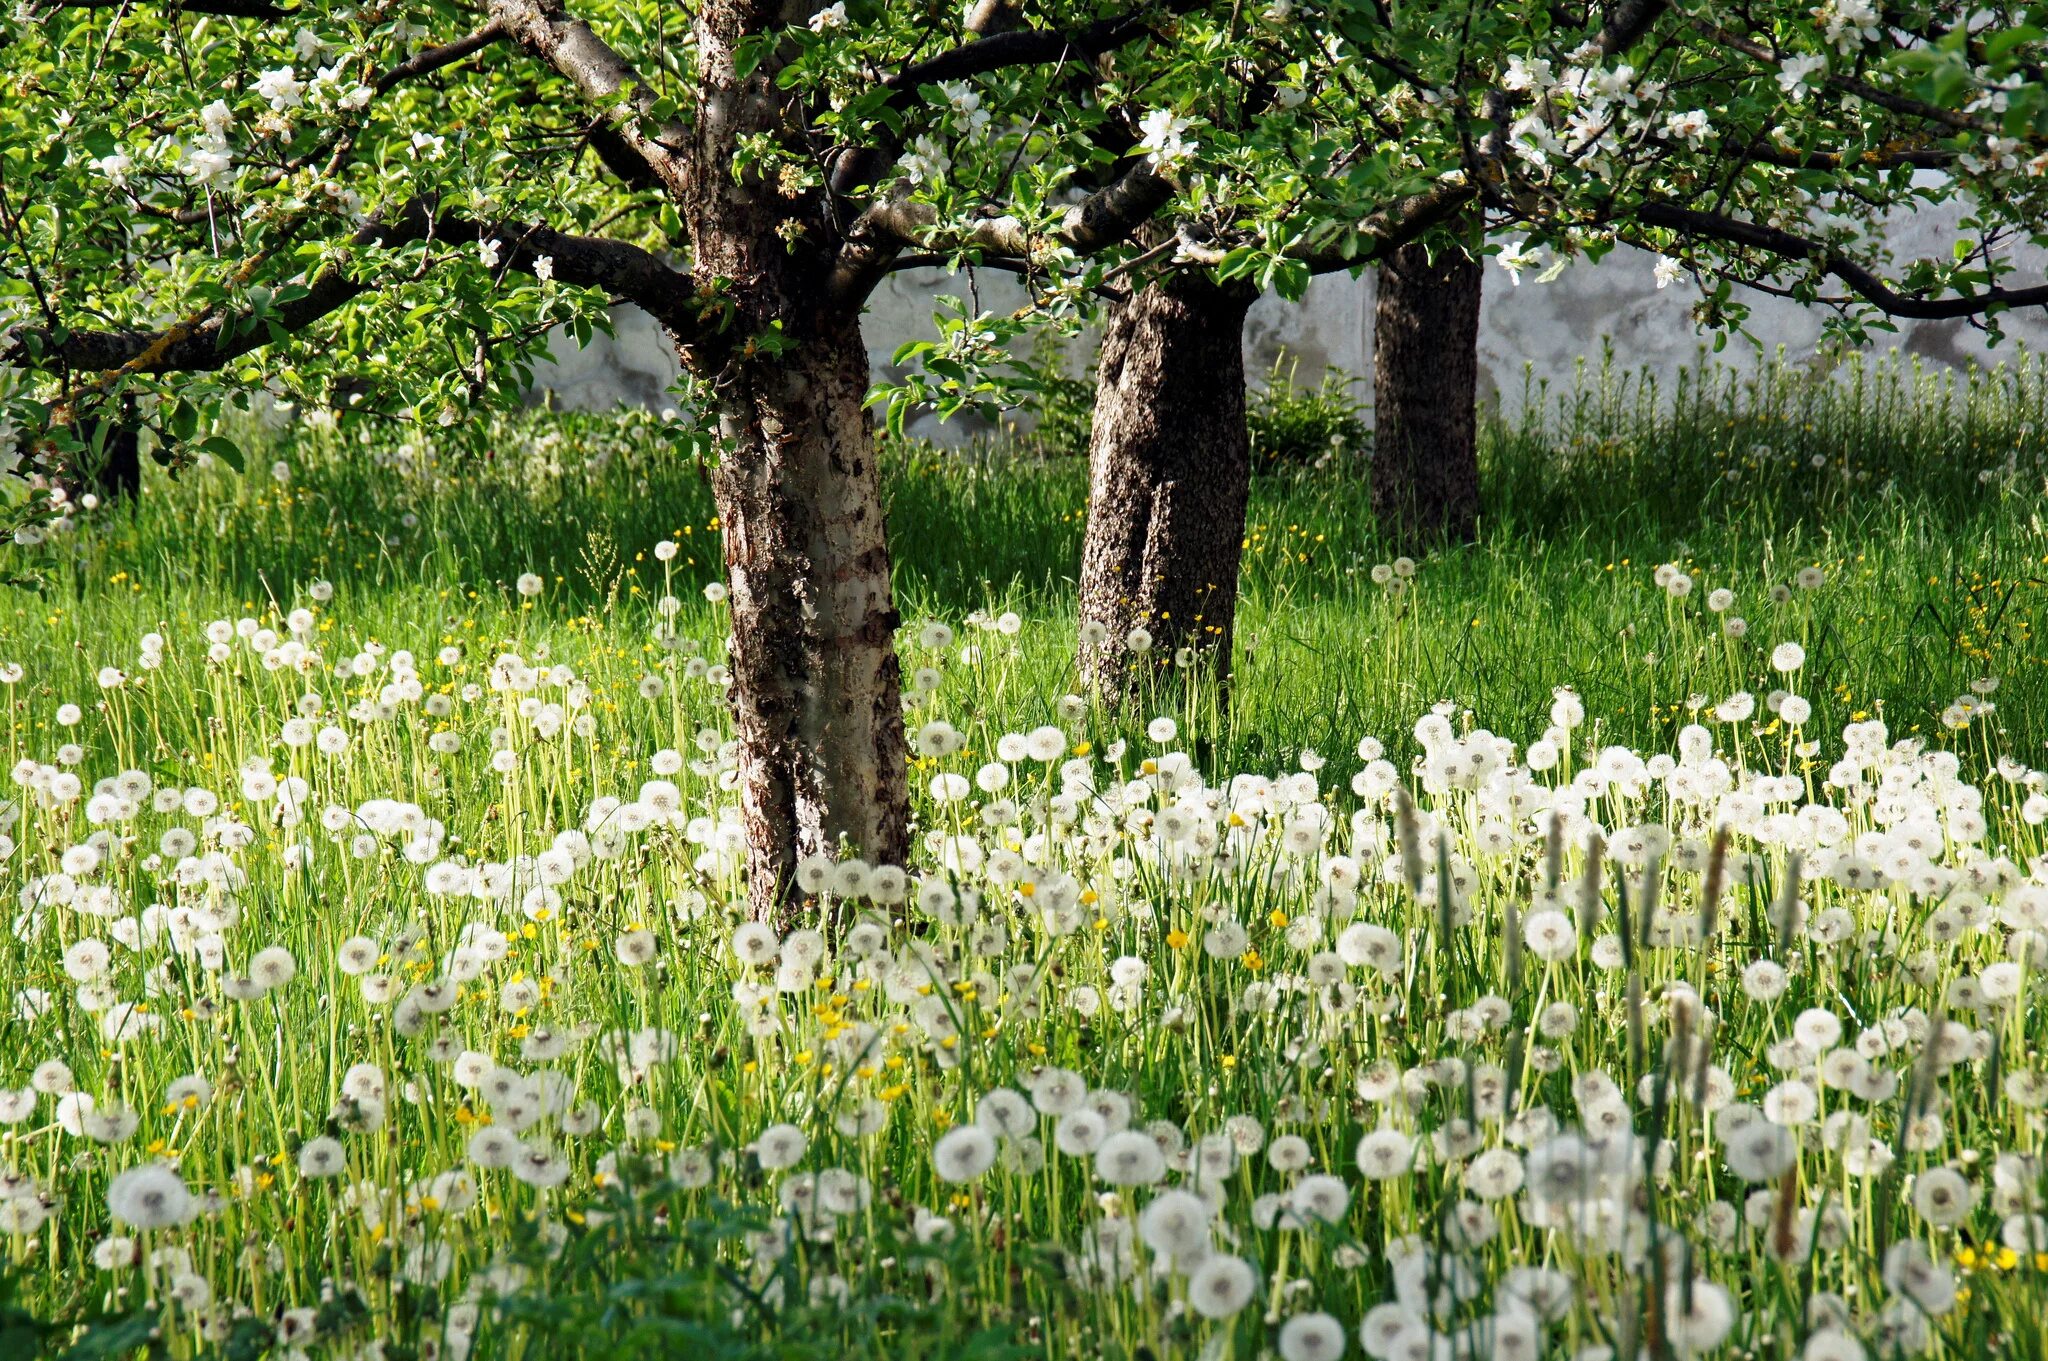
left=1247, top=356, right=1368, bottom=475
left=1483, top=344, right=2048, bottom=534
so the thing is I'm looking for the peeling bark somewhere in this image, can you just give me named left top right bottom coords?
left=681, top=0, right=909, bottom=925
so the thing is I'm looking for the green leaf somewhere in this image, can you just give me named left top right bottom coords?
left=198, top=434, right=245, bottom=473
left=732, top=34, right=774, bottom=83
left=1984, top=24, right=2044, bottom=63
left=1267, top=256, right=1312, bottom=302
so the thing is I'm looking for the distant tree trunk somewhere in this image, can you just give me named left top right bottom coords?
left=60, top=399, right=142, bottom=505
left=1372, top=240, right=1482, bottom=547
left=1077, top=271, right=1255, bottom=702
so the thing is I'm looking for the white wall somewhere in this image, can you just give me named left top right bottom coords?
left=528, top=209, right=2048, bottom=436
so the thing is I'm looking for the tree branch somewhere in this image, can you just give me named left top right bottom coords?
left=1693, top=20, right=1988, bottom=137
left=50, top=0, right=289, bottom=16
left=885, top=0, right=1205, bottom=92
left=878, top=251, right=1127, bottom=301
left=828, top=163, right=1171, bottom=302
left=375, top=20, right=510, bottom=95
left=1635, top=200, right=2048, bottom=320
left=1597, top=0, right=1672, bottom=55
left=1361, top=5, right=1668, bottom=257
left=585, top=119, right=663, bottom=193
left=100, top=23, right=521, bottom=230
left=962, top=0, right=1025, bottom=38
left=1719, top=141, right=1955, bottom=172
left=830, top=0, right=1203, bottom=196
left=3, top=210, right=426, bottom=377
left=1304, top=181, right=1480, bottom=274
left=1057, top=165, right=1176, bottom=253
left=488, top=0, right=692, bottom=201
left=3, top=201, right=696, bottom=375
left=457, top=213, right=697, bottom=331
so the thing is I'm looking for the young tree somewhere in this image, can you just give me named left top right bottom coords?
left=0, top=0, right=1249, bottom=922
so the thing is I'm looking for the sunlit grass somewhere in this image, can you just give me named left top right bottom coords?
left=2, top=353, right=2047, bottom=1359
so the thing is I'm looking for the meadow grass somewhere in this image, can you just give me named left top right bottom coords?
left=20, top=348, right=2048, bottom=760
left=1, top=351, right=2047, bottom=1360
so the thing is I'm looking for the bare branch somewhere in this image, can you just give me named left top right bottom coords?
left=1636, top=200, right=2048, bottom=319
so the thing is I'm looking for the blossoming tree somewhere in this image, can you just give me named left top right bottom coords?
left=0, top=0, right=1293, bottom=920
left=1058, top=0, right=2048, bottom=695
left=1051, top=0, right=1669, bottom=696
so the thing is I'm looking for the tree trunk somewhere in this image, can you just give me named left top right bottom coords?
left=1371, top=240, right=1482, bottom=547
left=59, top=399, right=142, bottom=505
left=1077, top=272, right=1255, bottom=703
left=680, top=0, right=910, bottom=928
left=698, top=311, right=910, bottom=927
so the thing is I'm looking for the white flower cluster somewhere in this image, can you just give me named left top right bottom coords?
left=1, top=564, right=2044, bottom=1359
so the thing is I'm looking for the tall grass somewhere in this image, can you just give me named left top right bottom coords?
left=17, top=349, right=2045, bottom=761
left=2, top=353, right=2047, bottom=1360
left=1485, top=345, right=2048, bottom=532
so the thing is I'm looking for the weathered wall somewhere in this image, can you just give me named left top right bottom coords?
left=528, top=214, right=2048, bottom=435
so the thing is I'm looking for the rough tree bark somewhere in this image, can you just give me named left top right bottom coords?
left=682, top=0, right=910, bottom=925
left=700, top=311, right=909, bottom=923
left=1371, top=239, right=1483, bottom=547
left=1077, top=271, right=1256, bottom=702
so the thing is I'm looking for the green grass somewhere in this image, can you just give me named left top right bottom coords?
left=2, top=350, right=2047, bottom=1361
left=19, top=348, right=2048, bottom=761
